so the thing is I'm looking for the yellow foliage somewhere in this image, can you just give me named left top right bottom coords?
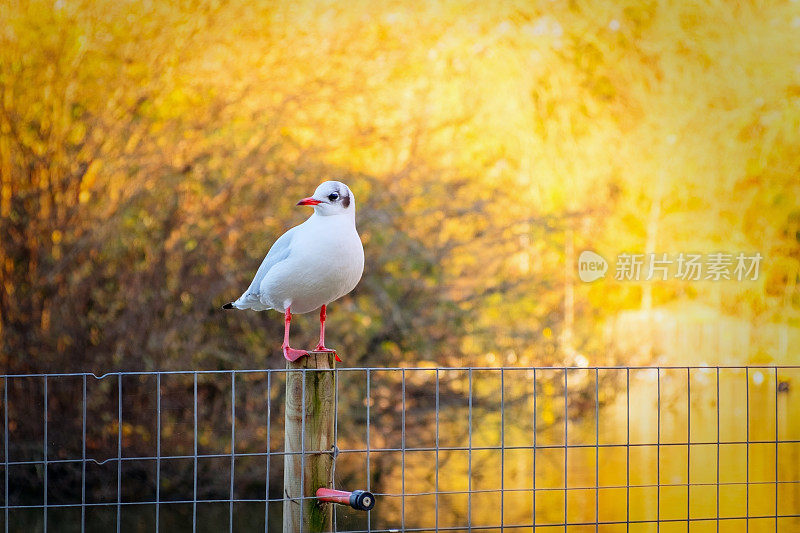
left=0, top=0, right=798, bottom=369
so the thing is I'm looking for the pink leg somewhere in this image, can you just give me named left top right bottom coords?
left=314, top=305, right=341, bottom=362
left=282, top=307, right=308, bottom=362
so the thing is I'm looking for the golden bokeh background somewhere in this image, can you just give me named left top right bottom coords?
left=2, top=0, right=798, bottom=371
left=1, top=0, right=798, bottom=530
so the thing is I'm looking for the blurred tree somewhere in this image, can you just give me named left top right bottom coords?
left=0, top=0, right=798, bottom=375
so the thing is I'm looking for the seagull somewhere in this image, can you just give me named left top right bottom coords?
left=223, top=181, right=364, bottom=362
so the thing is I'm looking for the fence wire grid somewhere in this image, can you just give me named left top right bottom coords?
left=1, top=365, right=799, bottom=532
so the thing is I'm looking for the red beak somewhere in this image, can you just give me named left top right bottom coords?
left=297, top=197, right=321, bottom=206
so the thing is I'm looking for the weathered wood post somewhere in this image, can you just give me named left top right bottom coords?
left=283, top=351, right=336, bottom=532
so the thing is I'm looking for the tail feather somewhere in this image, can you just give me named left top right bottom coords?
left=222, top=302, right=234, bottom=309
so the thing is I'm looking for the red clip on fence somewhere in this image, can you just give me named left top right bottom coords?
left=316, top=488, right=376, bottom=511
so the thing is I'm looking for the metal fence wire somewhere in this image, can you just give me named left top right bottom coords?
left=1, top=365, right=798, bottom=532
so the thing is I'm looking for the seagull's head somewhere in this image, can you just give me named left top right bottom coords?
left=297, top=181, right=355, bottom=216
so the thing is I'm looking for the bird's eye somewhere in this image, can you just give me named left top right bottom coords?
left=328, top=193, right=339, bottom=201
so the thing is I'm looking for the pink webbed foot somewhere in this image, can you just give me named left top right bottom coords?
left=314, top=345, right=341, bottom=362
left=281, top=306, right=308, bottom=362
left=314, top=305, right=341, bottom=362
left=283, top=345, right=309, bottom=362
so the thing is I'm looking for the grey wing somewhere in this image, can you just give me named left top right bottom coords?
left=245, top=226, right=297, bottom=294
left=234, top=226, right=298, bottom=308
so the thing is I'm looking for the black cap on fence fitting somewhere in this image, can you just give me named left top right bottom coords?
left=316, top=488, right=376, bottom=511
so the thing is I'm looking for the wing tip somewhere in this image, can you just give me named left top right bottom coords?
left=222, top=302, right=234, bottom=310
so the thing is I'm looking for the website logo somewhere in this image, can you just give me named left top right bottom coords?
left=578, top=250, right=608, bottom=282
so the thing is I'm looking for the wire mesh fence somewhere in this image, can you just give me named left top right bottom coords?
left=1, top=365, right=798, bottom=532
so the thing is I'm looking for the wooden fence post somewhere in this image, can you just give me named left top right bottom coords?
left=283, top=351, right=336, bottom=532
